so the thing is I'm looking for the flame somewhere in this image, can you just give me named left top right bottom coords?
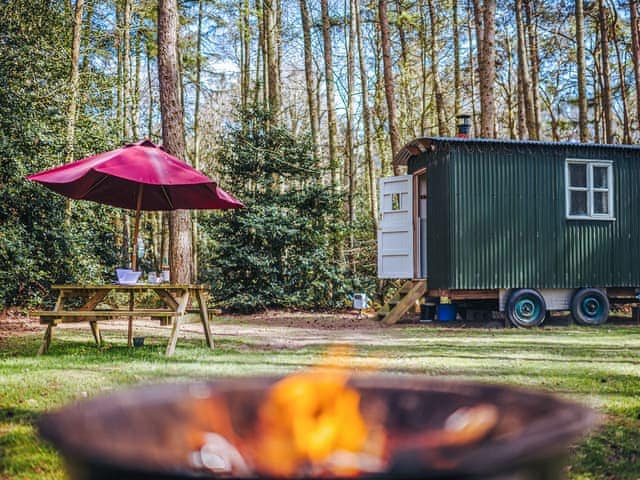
left=250, top=349, right=384, bottom=477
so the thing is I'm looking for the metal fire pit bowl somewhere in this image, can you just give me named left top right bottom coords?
left=38, top=376, right=597, bottom=479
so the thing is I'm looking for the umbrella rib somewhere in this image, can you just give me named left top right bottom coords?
left=82, top=174, right=109, bottom=199
left=160, top=185, right=174, bottom=210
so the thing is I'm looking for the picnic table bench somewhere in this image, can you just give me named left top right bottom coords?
left=33, top=284, right=214, bottom=357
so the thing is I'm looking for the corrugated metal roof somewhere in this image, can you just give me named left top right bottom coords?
left=394, top=137, right=640, bottom=166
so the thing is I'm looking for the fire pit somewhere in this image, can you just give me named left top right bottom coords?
left=38, top=376, right=596, bottom=479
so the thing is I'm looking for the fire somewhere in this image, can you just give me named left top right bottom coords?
left=190, top=349, right=501, bottom=478
left=249, top=350, right=385, bottom=477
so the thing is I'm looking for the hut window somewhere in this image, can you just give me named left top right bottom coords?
left=565, top=159, right=614, bottom=220
left=391, top=193, right=401, bottom=210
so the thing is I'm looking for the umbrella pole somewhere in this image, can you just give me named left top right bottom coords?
left=132, top=184, right=144, bottom=271
left=129, top=184, right=144, bottom=348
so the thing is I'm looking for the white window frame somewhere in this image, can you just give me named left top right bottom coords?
left=565, top=159, right=615, bottom=221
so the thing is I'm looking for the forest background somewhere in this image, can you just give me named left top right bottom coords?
left=2, top=0, right=639, bottom=312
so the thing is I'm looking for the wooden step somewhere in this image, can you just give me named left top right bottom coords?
left=381, top=281, right=427, bottom=326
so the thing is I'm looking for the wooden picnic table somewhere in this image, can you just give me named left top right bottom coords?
left=33, top=284, right=214, bottom=357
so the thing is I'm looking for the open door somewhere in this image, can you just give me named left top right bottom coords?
left=378, top=175, right=414, bottom=279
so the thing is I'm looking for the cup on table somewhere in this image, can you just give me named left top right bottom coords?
left=147, top=272, right=157, bottom=284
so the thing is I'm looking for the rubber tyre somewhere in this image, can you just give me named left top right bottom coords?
left=506, top=289, right=547, bottom=328
left=570, top=288, right=609, bottom=326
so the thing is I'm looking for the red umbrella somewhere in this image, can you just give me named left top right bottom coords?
left=27, top=139, right=244, bottom=269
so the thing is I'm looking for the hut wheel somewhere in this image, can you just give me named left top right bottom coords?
left=506, top=289, right=547, bottom=328
left=570, top=288, right=609, bottom=326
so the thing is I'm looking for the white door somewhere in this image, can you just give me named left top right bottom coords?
left=378, top=175, right=414, bottom=279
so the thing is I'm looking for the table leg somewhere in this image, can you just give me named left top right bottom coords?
left=38, top=290, right=65, bottom=355
left=195, top=289, right=214, bottom=349
left=78, top=290, right=110, bottom=348
left=37, top=324, right=53, bottom=355
left=165, top=290, right=190, bottom=356
left=89, top=321, right=101, bottom=346
left=128, top=291, right=134, bottom=347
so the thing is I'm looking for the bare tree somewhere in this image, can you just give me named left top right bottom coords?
left=610, top=4, right=631, bottom=143
left=320, top=0, right=339, bottom=187
left=355, top=0, right=378, bottom=237
left=264, top=0, right=280, bottom=116
left=240, top=0, right=251, bottom=110
left=379, top=0, right=402, bottom=173
left=598, top=0, right=614, bottom=143
left=473, top=0, right=497, bottom=138
left=524, top=0, right=540, bottom=139
left=576, top=0, right=589, bottom=142
left=65, top=0, right=84, bottom=163
left=298, top=0, right=320, bottom=160
left=453, top=0, right=461, bottom=115
left=428, top=0, right=449, bottom=136
left=515, top=0, right=536, bottom=139
left=631, top=0, right=640, bottom=134
left=158, top=0, right=192, bottom=283
left=345, top=0, right=356, bottom=251
left=64, top=0, right=84, bottom=226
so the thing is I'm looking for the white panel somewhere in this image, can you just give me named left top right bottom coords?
left=500, top=288, right=586, bottom=311
left=378, top=175, right=414, bottom=279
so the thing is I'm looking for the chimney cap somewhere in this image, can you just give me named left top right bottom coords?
left=456, top=113, right=472, bottom=137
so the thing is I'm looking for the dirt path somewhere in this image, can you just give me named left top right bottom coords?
left=3, top=309, right=636, bottom=351
left=0, top=309, right=407, bottom=349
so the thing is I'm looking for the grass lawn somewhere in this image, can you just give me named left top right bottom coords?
left=0, top=314, right=639, bottom=479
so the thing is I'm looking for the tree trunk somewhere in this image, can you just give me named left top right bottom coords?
left=298, top=0, right=320, bottom=161
left=345, top=0, right=356, bottom=258
left=264, top=0, right=280, bottom=116
left=524, top=0, right=540, bottom=139
left=428, top=0, right=449, bottom=136
left=355, top=0, right=378, bottom=238
left=123, top=0, right=133, bottom=139
left=576, top=0, right=589, bottom=142
left=467, top=1, right=478, bottom=136
left=64, top=0, right=84, bottom=226
left=419, top=0, right=429, bottom=134
left=515, top=0, right=535, bottom=139
left=65, top=0, right=84, bottom=163
left=191, top=0, right=204, bottom=281
left=132, top=11, right=141, bottom=140
left=395, top=0, right=411, bottom=138
left=379, top=0, right=402, bottom=172
left=320, top=0, right=339, bottom=188
left=240, top=0, right=251, bottom=110
left=598, top=0, right=614, bottom=143
left=593, top=47, right=602, bottom=142
left=146, top=38, right=154, bottom=139
left=474, top=0, right=496, bottom=138
left=504, top=34, right=516, bottom=139
left=158, top=0, right=192, bottom=284
left=610, top=3, right=631, bottom=143
left=630, top=0, right=640, bottom=134
left=453, top=0, right=461, bottom=115
left=255, top=0, right=264, bottom=107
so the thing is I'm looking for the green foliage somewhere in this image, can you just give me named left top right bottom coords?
left=200, top=107, right=360, bottom=312
left=0, top=0, right=123, bottom=308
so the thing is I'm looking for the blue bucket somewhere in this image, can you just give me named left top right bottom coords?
left=437, top=304, right=457, bottom=321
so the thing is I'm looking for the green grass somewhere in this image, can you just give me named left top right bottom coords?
left=1, top=319, right=639, bottom=479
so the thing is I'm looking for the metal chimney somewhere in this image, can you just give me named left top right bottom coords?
left=456, top=114, right=471, bottom=138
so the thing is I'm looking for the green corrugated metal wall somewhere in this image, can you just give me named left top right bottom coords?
left=410, top=139, right=640, bottom=290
